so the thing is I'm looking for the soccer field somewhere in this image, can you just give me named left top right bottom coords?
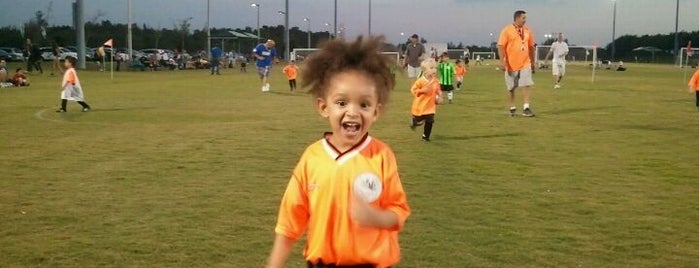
left=1, top=61, right=697, bottom=267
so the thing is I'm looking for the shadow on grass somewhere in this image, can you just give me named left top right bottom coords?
left=549, top=105, right=622, bottom=115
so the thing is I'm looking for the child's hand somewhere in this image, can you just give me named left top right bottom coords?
left=350, top=194, right=376, bottom=227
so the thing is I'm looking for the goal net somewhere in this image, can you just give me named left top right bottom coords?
left=471, top=52, right=497, bottom=61
left=291, top=48, right=400, bottom=65
left=677, top=47, right=699, bottom=68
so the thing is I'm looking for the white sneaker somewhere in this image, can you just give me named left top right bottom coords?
left=554, top=84, right=561, bottom=89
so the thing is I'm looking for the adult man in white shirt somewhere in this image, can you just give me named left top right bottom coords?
left=544, top=33, right=569, bottom=89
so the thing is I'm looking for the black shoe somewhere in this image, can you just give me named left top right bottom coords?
left=523, top=107, right=535, bottom=117
left=56, top=108, right=66, bottom=113
left=509, top=107, right=517, bottom=117
left=421, top=135, right=430, bottom=142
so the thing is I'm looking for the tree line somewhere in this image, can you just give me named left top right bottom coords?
left=1, top=12, right=697, bottom=63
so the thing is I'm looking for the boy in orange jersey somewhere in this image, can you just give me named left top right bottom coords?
left=454, top=59, right=467, bottom=90
left=266, top=36, right=411, bottom=268
left=688, top=62, right=699, bottom=113
left=409, top=58, right=442, bottom=142
left=282, top=60, right=299, bottom=91
left=56, top=56, right=91, bottom=113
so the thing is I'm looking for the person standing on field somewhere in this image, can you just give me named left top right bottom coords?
left=253, top=39, right=277, bottom=92
left=498, top=10, right=536, bottom=117
left=403, top=34, right=425, bottom=83
left=544, top=33, right=569, bottom=89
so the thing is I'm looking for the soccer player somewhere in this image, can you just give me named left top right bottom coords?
left=455, top=59, right=467, bottom=90
left=11, top=67, right=30, bottom=87
left=544, top=33, right=569, bottom=89
left=403, top=34, right=425, bottom=84
left=410, top=58, right=442, bottom=142
left=498, top=10, right=537, bottom=117
left=266, top=36, right=411, bottom=268
left=438, top=52, right=456, bottom=103
left=688, top=62, right=699, bottom=113
left=56, top=56, right=91, bottom=113
left=281, top=60, right=299, bottom=91
left=253, top=39, right=277, bottom=92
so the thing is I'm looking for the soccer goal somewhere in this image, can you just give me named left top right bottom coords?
left=535, top=45, right=599, bottom=83
left=471, top=52, right=497, bottom=61
left=677, top=47, right=699, bottom=68
left=291, top=48, right=400, bottom=64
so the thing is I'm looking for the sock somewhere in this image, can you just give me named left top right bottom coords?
left=457, top=82, right=462, bottom=88
left=447, top=91, right=454, bottom=100
left=524, top=103, right=530, bottom=109
left=61, top=99, right=67, bottom=110
left=77, top=101, right=90, bottom=109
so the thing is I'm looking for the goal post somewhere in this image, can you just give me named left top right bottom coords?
left=677, top=47, right=699, bottom=68
left=471, top=52, right=497, bottom=61
left=535, top=45, right=599, bottom=83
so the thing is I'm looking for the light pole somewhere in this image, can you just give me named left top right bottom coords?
left=251, top=3, right=260, bottom=43
left=489, top=32, right=494, bottom=53
left=278, top=9, right=289, bottom=61
left=674, top=0, right=679, bottom=63
left=303, top=18, right=311, bottom=48
left=334, top=0, right=337, bottom=41
left=611, top=0, right=617, bottom=61
left=368, top=0, right=372, bottom=36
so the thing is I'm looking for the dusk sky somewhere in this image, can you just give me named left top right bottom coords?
left=1, top=0, right=698, bottom=47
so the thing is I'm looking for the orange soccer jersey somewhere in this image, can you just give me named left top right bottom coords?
left=689, top=69, right=699, bottom=91
left=455, top=64, right=466, bottom=77
left=283, top=64, right=299, bottom=80
left=410, top=76, right=441, bottom=116
left=498, top=24, right=535, bottom=71
left=275, top=134, right=410, bottom=267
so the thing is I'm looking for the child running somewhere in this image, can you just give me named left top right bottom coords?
left=282, top=60, right=299, bottom=91
left=410, top=58, right=442, bottom=142
left=57, top=56, right=91, bottom=113
left=437, top=52, right=456, bottom=103
left=455, top=59, right=467, bottom=90
left=266, top=36, right=411, bottom=268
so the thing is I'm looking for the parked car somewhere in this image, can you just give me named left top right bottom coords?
left=39, top=47, right=78, bottom=61
left=0, top=47, right=25, bottom=61
left=0, top=50, right=12, bottom=61
left=140, top=48, right=168, bottom=61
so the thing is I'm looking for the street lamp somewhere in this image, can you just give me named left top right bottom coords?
left=251, top=3, right=260, bottom=43
left=611, top=0, right=617, bottom=61
left=303, top=18, right=311, bottom=48
left=489, top=32, right=494, bottom=53
left=324, top=22, right=332, bottom=40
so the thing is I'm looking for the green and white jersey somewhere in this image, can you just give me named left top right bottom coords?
left=438, top=61, right=455, bottom=86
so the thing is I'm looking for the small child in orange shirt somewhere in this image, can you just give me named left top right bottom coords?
left=266, top=36, right=410, bottom=268
left=281, top=60, right=299, bottom=91
left=688, top=62, right=699, bottom=113
left=455, top=59, right=467, bottom=90
left=409, top=58, right=442, bottom=142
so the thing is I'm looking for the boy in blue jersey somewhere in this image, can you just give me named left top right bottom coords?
left=253, top=39, right=277, bottom=92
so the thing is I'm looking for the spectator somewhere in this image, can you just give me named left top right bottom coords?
left=11, top=67, right=30, bottom=87
left=210, top=46, right=222, bottom=75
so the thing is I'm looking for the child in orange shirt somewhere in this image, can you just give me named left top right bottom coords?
left=282, top=60, right=299, bottom=91
left=409, top=58, right=442, bottom=142
left=266, top=36, right=411, bottom=268
left=455, top=59, right=467, bottom=90
left=688, top=62, right=699, bottom=113
left=57, top=56, right=91, bottom=113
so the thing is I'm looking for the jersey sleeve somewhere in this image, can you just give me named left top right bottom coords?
left=380, top=147, right=410, bottom=231
left=528, top=28, right=536, bottom=47
left=689, top=71, right=699, bottom=89
left=274, top=159, right=310, bottom=240
left=497, top=28, right=508, bottom=47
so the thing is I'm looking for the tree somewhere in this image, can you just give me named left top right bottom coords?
left=176, top=17, right=193, bottom=51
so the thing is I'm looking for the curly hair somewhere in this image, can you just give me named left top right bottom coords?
left=301, top=36, right=395, bottom=106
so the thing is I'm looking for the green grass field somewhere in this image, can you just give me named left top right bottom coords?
left=1, top=60, right=697, bottom=267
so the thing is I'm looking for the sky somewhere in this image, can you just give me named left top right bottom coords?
left=1, top=0, right=698, bottom=47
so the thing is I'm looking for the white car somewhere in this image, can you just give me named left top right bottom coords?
left=40, top=47, right=78, bottom=61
